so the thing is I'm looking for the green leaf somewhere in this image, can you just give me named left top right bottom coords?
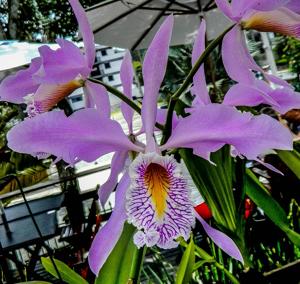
left=245, top=169, right=300, bottom=246
left=146, top=266, right=164, bottom=284
left=176, top=237, right=195, bottom=284
left=277, top=149, right=300, bottom=179
left=193, top=259, right=215, bottom=271
left=95, top=223, right=137, bottom=284
left=41, top=257, right=88, bottom=284
left=17, top=282, right=51, bottom=284
left=180, top=147, right=237, bottom=232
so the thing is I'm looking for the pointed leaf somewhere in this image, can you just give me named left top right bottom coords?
left=95, top=223, right=137, bottom=284
left=176, top=238, right=195, bottom=284
left=245, top=169, right=300, bottom=246
left=277, top=149, right=300, bottom=180
left=41, top=257, right=88, bottom=284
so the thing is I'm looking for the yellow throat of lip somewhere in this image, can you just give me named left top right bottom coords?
left=144, top=163, right=170, bottom=219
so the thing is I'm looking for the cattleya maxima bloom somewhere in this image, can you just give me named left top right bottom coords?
left=6, top=13, right=295, bottom=275
left=0, top=0, right=110, bottom=118
left=215, top=0, right=300, bottom=114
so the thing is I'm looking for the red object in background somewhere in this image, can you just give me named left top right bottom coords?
left=194, top=202, right=212, bottom=220
left=244, top=198, right=254, bottom=219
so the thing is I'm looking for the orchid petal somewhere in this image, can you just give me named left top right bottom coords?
left=222, top=26, right=255, bottom=84
left=141, top=15, right=173, bottom=150
left=7, top=109, right=142, bottom=165
left=156, top=108, right=179, bottom=129
left=0, top=57, right=41, bottom=103
left=215, top=0, right=234, bottom=20
left=127, top=153, right=195, bottom=249
left=255, top=158, right=284, bottom=175
left=85, top=80, right=111, bottom=118
left=99, top=150, right=128, bottom=206
left=224, top=82, right=300, bottom=114
left=191, top=20, right=210, bottom=106
left=222, top=26, right=291, bottom=88
left=229, top=0, right=290, bottom=20
left=195, top=211, right=244, bottom=263
left=34, top=39, right=89, bottom=84
left=68, top=0, right=95, bottom=69
left=88, top=172, right=130, bottom=275
left=248, top=0, right=290, bottom=12
left=287, top=0, right=300, bottom=13
left=268, top=88, right=300, bottom=114
left=120, top=51, right=134, bottom=133
left=161, top=104, right=293, bottom=161
left=223, top=83, right=279, bottom=108
left=136, top=108, right=178, bottom=136
left=243, top=7, right=300, bottom=39
left=26, top=80, right=83, bottom=117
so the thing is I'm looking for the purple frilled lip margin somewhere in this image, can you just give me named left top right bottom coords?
left=3, top=0, right=300, bottom=276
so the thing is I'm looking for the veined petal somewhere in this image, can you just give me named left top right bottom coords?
left=99, top=150, right=128, bottom=206
left=85, top=80, right=111, bottom=118
left=242, top=7, right=300, bottom=39
left=224, top=82, right=300, bottom=114
left=141, top=15, right=173, bottom=150
left=127, top=153, right=195, bottom=249
left=120, top=51, right=134, bottom=134
left=0, top=57, right=41, bottom=103
left=161, top=104, right=293, bottom=160
left=68, top=0, right=95, bottom=69
left=191, top=20, right=210, bottom=106
left=7, top=109, right=142, bottom=165
left=34, top=39, right=89, bottom=84
left=88, top=172, right=130, bottom=275
left=26, top=80, right=83, bottom=117
left=195, top=212, right=243, bottom=263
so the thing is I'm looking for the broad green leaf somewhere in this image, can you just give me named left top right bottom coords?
left=41, top=257, right=88, bottom=284
left=245, top=169, right=300, bottom=246
left=95, top=223, right=137, bottom=284
left=180, top=147, right=237, bottom=232
left=176, top=237, right=195, bottom=284
left=277, top=150, right=300, bottom=180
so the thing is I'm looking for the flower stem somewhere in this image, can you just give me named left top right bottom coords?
left=128, top=246, right=147, bottom=284
left=161, top=24, right=235, bottom=145
left=88, top=77, right=142, bottom=114
left=181, top=241, right=240, bottom=284
left=87, top=77, right=164, bottom=131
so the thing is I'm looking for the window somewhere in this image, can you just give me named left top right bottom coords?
left=108, top=75, right=114, bottom=81
left=71, top=96, right=83, bottom=103
left=104, top=62, right=111, bottom=69
left=101, top=49, right=107, bottom=56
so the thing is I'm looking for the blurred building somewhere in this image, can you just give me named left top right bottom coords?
left=68, top=45, right=141, bottom=112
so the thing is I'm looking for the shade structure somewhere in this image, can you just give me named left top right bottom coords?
left=86, top=0, right=232, bottom=50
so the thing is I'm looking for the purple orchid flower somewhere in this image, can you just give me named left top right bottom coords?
left=0, top=0, right=110, bottom=117
left=215, top=0, right=300, bottom=114
left=216, top=0, right=300, bottom=37
left=6, top=16, right=294, bottom=275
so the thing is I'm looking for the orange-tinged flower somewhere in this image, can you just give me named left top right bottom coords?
left=242, top=7, right=300, bottom=38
